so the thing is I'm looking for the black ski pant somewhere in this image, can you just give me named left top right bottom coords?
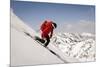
left=36, top=35, right=50, bottom=47
left=44, top=35, right=50, bottom=47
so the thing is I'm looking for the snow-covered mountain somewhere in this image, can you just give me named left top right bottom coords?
left=11, top=11, right=79, bottom=66
left=51, top=33, right=95, bottom=62
left=11, top=10, right=95, bottom=66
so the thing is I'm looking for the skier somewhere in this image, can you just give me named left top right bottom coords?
left=35, top=20, right=57, bottom=47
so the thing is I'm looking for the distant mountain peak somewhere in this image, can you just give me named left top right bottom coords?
left=51, top=32, right=95, bottom=62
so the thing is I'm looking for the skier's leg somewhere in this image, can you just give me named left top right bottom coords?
left=36, top=32, right=46, bottom=43
left=44, top=35, right=50, bottom=47
left=35, top=36, right=45, bottom=43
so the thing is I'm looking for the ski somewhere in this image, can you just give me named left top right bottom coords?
left=24, top=32, right=67, bottom=63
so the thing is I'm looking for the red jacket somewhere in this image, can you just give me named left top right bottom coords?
left=40, top=20, right=54, bottom=38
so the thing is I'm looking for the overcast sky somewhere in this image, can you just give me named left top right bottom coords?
left=11, top=0, right=95, bottom=34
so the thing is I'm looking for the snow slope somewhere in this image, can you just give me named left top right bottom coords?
left=11, top=10, right=95, bottom=66
left=11, top=11, right=63, bottom=66
left=11, top=11, right=79, bottom=66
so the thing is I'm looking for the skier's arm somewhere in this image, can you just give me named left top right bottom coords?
left=40, top=21, right=47, bottom=31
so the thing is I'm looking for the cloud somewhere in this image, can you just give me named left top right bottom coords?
left=57, top=20, right=95, bottom=34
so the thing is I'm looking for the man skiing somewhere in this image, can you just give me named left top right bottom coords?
left=35, top=20, right=57, bottom=47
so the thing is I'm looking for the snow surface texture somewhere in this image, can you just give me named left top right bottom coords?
left=51, top=33, right=95, bottom=62
left=11, top=10, right=95, bottom=66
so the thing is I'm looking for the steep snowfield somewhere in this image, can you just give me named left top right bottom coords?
left=11, top=11, right=79, bottom=66
left=11, top=11, right=63, bottom=66
left=51, top=33, right=95, bottom=62
left=11, top=10, right=95, bottom=66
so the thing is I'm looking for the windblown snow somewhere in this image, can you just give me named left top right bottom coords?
left=11, top=10, right=95, bottom=66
